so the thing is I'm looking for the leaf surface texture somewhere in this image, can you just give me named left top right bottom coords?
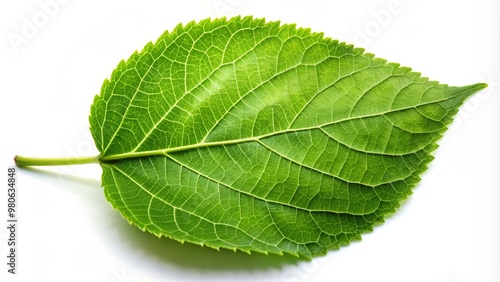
left=89, top=16, right=486, bottom=257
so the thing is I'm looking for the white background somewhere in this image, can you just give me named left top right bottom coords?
left=1, top=0, right=499, bottom=281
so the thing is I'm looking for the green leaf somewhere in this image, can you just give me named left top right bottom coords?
left=88, top=16, right=486, bottom=258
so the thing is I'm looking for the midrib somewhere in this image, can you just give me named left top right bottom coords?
left=97, top=85, right=479, bottom=163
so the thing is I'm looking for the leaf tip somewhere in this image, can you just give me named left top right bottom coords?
left=471, top=82, right=488, bottom=92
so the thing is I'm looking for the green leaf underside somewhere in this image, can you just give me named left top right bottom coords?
left=90, top=16, right=486, bottom=258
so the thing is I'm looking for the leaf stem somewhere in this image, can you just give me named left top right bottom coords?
left=14, top=155, right=100, bottom=167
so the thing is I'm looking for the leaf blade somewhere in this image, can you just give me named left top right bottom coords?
left=90, top=16, right=487, bottom=257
